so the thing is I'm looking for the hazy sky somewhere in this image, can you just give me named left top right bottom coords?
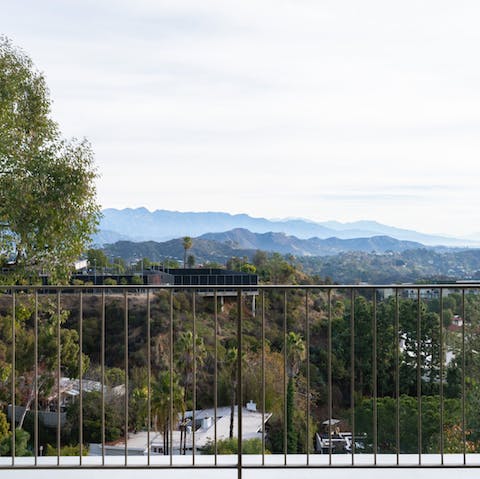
left=3, top=0, right=480, bottom=236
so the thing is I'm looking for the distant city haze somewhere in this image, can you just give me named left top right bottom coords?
left=3, top=0, right=480, bottom=236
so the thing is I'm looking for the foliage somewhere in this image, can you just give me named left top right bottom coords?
left=151, top=371, right=185, bottom=454
left=86, top=249, right=109, bottom=269
left=182, top=236, right=193, bottom=268
left=0, top=428, right=31, bottom=456
left=0, top=295, right=88, bottom=429
left=0, top=37, right=100, bottom=281
left=187, top=254, right=196, bottom=268
left=0, top=410, right=9, bottom=442
left=202, top=437, right=267, bottom=454
left=299, top=249, right=480, bottom=284
left=45, top=443, right=88, bottom=456
left=66, top=391, right=124, bottom=443
left=355, top=395, right=463, bottom=453
left=131, top=275, right=144, bottom=285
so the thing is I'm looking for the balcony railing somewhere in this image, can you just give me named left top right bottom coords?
left=1, top=284, right=480, bottom=476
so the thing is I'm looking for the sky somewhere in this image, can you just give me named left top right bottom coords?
left=2, top=0, right=480, bottom=237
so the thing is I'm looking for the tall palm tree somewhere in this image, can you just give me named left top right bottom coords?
left=225, top=347, right=238, bottom=440
left=286, top=331, right=306, bottom=379
left=224, top=347, right=246, bottom=439
left=182, top=237, right=192, bottom=269
left=175, top=330, right=206, bottom=453
left=152, top=371, right=184, bottom=455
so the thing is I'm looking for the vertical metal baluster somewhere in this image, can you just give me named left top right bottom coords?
left=395, top=288, right=400, bottom=465
left=351, top=289, right=355, bottom=466
left=417, top=289, right=422, bottom=465
left=147, top=289, right=151, bottom=466
left=79, top=290, right=83, bottom=464
left=283, top=289, right=287, bottom=465
left=261, top=290, right=266, bottom=466
left=328, top=288, right=332, bottom=466
left=169, top=289, right=174, bottom=466
left=57, top=290, right=61, bottom=466
left=192, top=289, right=196, bottom=465
left=237, top=289, right=243, bottom=479
left=34, top=291, right=39, bottom=465
left=169, top=289, right=174, bottom=463
left=124, top=289, right=128, bottom=466
left=440, top=288, right=444, bottom=464
left=462, top=289, right=466, bottom=465
left=372, top=288, right=377, bottom=465
left=11, top=290, right=15, bottom=465
left=306, top=289, right=310, bottom=466
left=214, top=290, right=218, bottom=465
left=101, top=290, right=106, bottom=465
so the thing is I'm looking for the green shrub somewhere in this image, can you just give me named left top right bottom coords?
left=201, top=437, right=267, bottom=454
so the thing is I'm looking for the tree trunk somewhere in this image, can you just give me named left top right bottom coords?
left=180, top=423, right=183, bottom=455
left=18, top=378, right=42, bottom=429
left=163, top=425, right=166, bottom=455
left=229, top=377, right=236, bottom=439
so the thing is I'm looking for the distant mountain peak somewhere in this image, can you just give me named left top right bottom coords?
left=97, top=208, right=475, bottom=247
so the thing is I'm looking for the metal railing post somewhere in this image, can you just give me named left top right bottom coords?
left=237, top=288, right=243, bottom=479
left=11, top=290, right=15, bottom=465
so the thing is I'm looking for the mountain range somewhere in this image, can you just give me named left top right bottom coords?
left=102, top=230, right=432, bottom=264
left=199, top=229, right=425, bottom=256
left=95, top=208, right=477, bottom=247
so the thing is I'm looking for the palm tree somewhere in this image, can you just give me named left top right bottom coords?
left=223, top=347, right=247, bottom=439
left=175, top=330, right=206, bottom=453
left=286, top=331, right=306, bottom=379
left=225, top=347, right=238, bottom=439
left=182, top=237, right=193, bottom=269
left=152, top=371, right=185, bottom=454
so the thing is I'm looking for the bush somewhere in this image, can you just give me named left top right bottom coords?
left=201, top=437, right=267, bottom=454
left=45, top=443, right=89, bottom=456
left=131, top=275, right=144, bottom=285
left=0, top=428, right=31, bottom=456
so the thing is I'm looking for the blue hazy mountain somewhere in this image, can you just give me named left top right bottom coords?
left=97, top=208, right=474, bottom=247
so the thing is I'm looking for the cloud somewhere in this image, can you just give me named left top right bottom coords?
left=3, top=0, right=480, bottom=235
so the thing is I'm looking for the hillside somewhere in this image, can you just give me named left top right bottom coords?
left=102, top=238, right=255, bottom=264
left=299, top=249, right=480, bottom=283
left=100, top=235, right=480, bottom=284
left=200, top=228, right=425, bottom=256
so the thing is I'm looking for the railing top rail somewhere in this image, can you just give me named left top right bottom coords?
left=2, top=283, right=480, bottom=290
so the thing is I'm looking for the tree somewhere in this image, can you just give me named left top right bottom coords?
left=285, top=332, right=305, bottom=453
left=225, top=347, right=238, bottom=440
left=112, top=257, right=126, bottom=274
left=182, top=237, right=193, bottom=269
left=0, top=428, right=31, bottom=457
left=0, top=296, right=89, bottom=430
left=86, top=249, right=109, bottom=270
left=0, top=37, right=100, bottom=280
left=175, top=330, right=206, bottom=453
left=187, top=254, right=195, bottom=268
left=240, top=263, right=256, bottom=274
left=151, top=371, right=184, bottom=455
left=0, top=410, right=8, bottom=444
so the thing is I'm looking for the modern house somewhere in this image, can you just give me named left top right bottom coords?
left=89, top=401, right=271, bottom=456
